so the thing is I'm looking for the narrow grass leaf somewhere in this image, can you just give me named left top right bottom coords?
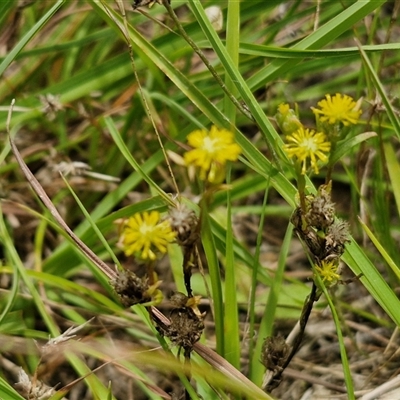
left=383, top=142, right=400, bottom=218
left=224, top=168, right=240, bottom=369
left=90, top=1, right=298, bottom=208
left=343, top=239, right=400, bottom=327
left=330, top=132, right=377, bottom=165
left=200, top=200, right=224, bottom=356
left=224, top=1, right=240, bottom=125
left=247, top=187, right=268, bottom=381
left=316, top=276, right=355, bottom=399
left=103, top=116, right=174, bottom=207
left=0, top=0, right=65, bottom=77
left=357, top=40, right=400, bottom=140
left=248, top=0, right=387, bottom=90
left=60, top=174, right=122, bottom=270
left=0, top=376, right=25, bottom=400
left=358, top=217, right=400, bottom=281
left=251, top=222, right=294, bottom=385
left=0, top=203, right=59, bottom=336
left=238, top=42, right=400, bottom=59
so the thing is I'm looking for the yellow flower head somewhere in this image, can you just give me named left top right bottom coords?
left=314, top=260, right=340, bottom=285
left=312, top=93, right=362, bottom=126
left=119, top=211, right=176, bottom=260
left=184, top=126, right=241, bottom=183
left=284, top=127, right=331, bottom=174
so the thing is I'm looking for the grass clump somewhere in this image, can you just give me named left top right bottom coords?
left=1, top=1, right=400, bottom=399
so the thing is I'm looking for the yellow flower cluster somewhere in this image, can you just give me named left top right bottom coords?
left=280, top=93, right=361, bottom=175
left=184, top=126, right=241, bottom=183
left=119, top=211, right=176, bottom=261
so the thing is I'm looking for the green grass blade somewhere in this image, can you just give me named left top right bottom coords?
left=343, top=239, right=400, bottom=326
left=102, top=116, right=174, bottom=207
left=224, top=1, right=240, bottom=125
left=248, top=0, right=387, bottom=90
left=358, top=218, right=400, bottom=281
left=247, top=188, right=269, bottom=382
left=358, top=43, right=400, bottom=140
left=384, top=142, right=400, bottom=217
left=59, top=174, right=122, bottom=270
left=251, top=222, right=294, bottom=385
left=316, top=278, right=355, bottom=399
left=0, top=376, right=25, bottom=400
left=330, top=131, right=377, bottom=165
left=224, top=168, right=240, bottom=369
left=0, top=0, right=65, bottom=77
left=0, top=203, right=59, bottom=336
left=201, top=200, right=224, bottom=356
left=238, top=42, right=400, bottom=59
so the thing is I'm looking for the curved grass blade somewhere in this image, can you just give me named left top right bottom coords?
left=250, top=222, right=293, bottom=385
left=248, top=0, right=387, bottom=90
left=315, top=276, right=355, bottom=400
left=224, top=168, right=240, bottom=369
left=9, top=135, right=116, bottom=280
left=343, top=239, right=400, bottom=327
left=0, top=0, right=65, bottom=77
left=238, top=42, right=400, bottom=59
left=384, top=142, right=400, bottom=217
left=102, top=116, right=175, bottom=207
left=330, top=131, right=377, bottom=165
left=358, top=218, right=400, bottom=281
left=357, top=39, right=400, bottom=140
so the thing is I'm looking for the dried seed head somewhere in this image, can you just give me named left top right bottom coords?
left=169, top=292, right=204, bottom=318
left=111, top=270, right=151, bottom=307
left=261, top=336, right=291, bottom=371
left=168, top=202, right=199, bottom=247
left=324, top=219, right=350, bottom=258
left=15, top=368, right=55, bottom=400
left=41, top=318, right=94, bottom=355
left=305, top=184, right=335, bottom=230
left=39, top=93, right=63, bottom=120
left=157, top=292, right=204, bottom=354
left=164, top=307, right=204, bottom=351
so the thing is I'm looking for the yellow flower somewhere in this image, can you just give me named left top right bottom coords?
left=284, top=127, right=331, bottom=174
left=119, top=211, right=176, bottom=260
left=312, top=93, right=362, bottom=126
left=314, top=260, right=340, bottom=285
left=184, top=126, right=241, bottom=183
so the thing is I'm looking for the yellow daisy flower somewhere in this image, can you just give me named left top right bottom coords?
left=314, top=260, right=340, bottom=285
left=284, top=127, right=331, bottom=174
left=119, top=211, right=176, bottom=260
left=184, top=126, right=241, bottom=183
left=312, top=93, right=362, bottom=126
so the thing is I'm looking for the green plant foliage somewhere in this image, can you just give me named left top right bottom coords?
left=1, top=1, right=399, bottom=399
